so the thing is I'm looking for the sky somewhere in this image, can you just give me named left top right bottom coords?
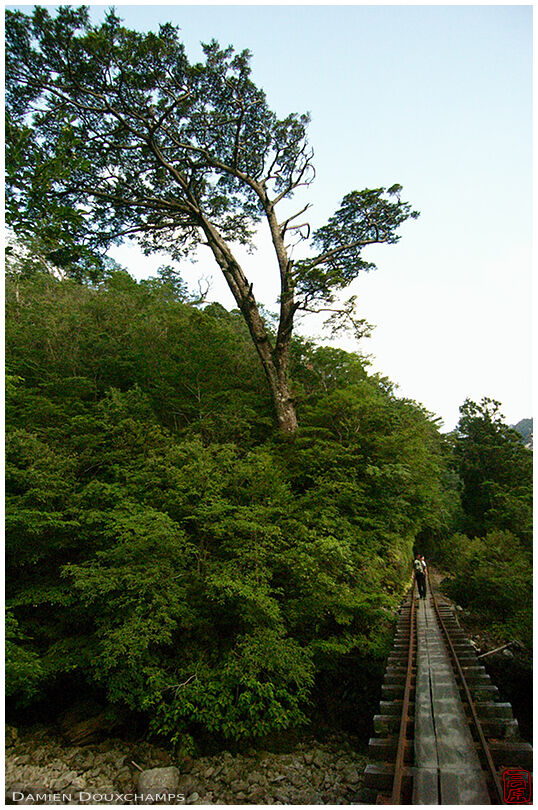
left=8, top=3, right=533, bottom=430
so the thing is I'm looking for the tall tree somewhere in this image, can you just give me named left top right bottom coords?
left=453, top=397, right=533, bottom=544
left=6, top=6, right=418, bottom=433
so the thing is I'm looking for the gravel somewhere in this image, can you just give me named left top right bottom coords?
left=5, top=724, right=368, bottom=805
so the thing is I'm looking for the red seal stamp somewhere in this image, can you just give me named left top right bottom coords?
left=503, top=768, right=532, bottom=804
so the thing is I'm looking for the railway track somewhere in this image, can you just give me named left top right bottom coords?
left=364, top=576, right=532, bottom=804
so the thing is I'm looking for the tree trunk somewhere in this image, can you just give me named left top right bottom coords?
left=200, top=218, right=299, bottom=435
left=238, top=319, right=298, bottom=436
left=265, top=357, right=298, bottom=435
left=274, top=393, right=298, bottom=434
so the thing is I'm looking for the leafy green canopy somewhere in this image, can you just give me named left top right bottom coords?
left=6, top=5, right=419, bottom=435
left=435, top=398, right=533, bottom=649
left=440, top=531, right=532, bottom=648
left=454, top=397, right=532, bottom=546
left=6, top=5, right=417, bottom=309
left=8, top=8, right=265, bottom=254
left=6, top=270, right=451, bottom=741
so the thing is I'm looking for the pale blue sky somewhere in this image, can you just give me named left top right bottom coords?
left=9, top=4, right=533, bottom=429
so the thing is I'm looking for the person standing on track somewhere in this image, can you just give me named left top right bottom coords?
left=419, top=555, right=428, bottom=595
left=414, top=553, right=427, bottom=598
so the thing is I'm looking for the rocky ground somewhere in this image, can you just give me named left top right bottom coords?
left=5, top=724, right=369, bottom=805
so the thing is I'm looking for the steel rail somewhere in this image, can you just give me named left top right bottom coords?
left=390, top=583, right=416, bottom=804
left=429, top=574, right=505, bottom=805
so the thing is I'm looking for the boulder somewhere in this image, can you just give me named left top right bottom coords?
left=117, top=765, right=134, bottom=793
left=311, top=751, right=325, bottom=769
left=177, top=775, right=196, bottom=796
left=5, top=782, right=26, bottom=804
left=248, top=785, right=266, bottom=802
left=137, top=766, right=180, bottom=804
left=51, top=771, right=80, bottom=791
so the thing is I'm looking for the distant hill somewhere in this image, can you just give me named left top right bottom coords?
left=512, top=418, right=533, bottom=448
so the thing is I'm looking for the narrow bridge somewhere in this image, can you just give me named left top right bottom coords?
left=363, top=577, right=533, bottom=804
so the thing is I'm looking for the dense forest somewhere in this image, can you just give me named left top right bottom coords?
left=5, top=260, right=532, bottom=748
left=5, top=5, right=532, bottom=752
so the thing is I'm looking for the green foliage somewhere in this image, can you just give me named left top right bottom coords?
left=5, top=269, right=273, bottom=442
left=5, top=9, right=416, bottom=283
left=295, top=185, right=419, bottom=322
left=147, top=628, right=314, bottom=743
left=9, top=7, right=525, bottom=741
left=453, top=397, right=532, bottom=545
left=439, top=531, right=532, bottom=648
left=435, top=398, right=533, bottom=650
left=6, top=611, right=44, bottom=702
left=6, top=268, right=456, bottom=741
left=6, top=7, right=418, bottom=433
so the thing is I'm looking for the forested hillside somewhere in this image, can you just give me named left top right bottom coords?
left=5, top=4, right=532, bottom=754
left=6, top=263, right=532, bottom=748
left=435, top=398, right=533, bottom=650
left=6, top=265, right=457, bottom=745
